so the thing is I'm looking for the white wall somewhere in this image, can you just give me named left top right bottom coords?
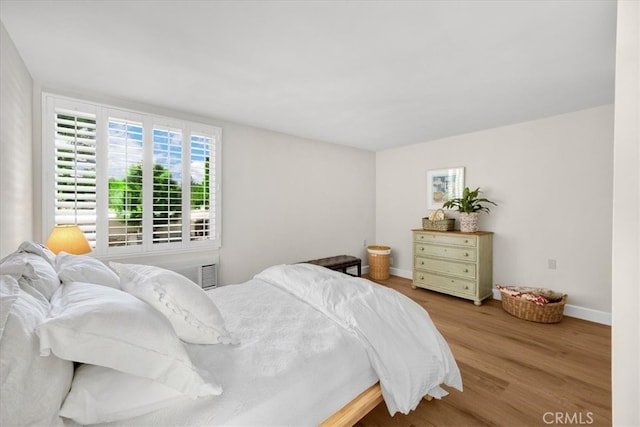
left=376, top=105, right=614, bottom=319
left=0, top=22, right=33, bottom=258
left=611, top=0, right=639, bottom=424
left=219, top=122, right=375, bottom=284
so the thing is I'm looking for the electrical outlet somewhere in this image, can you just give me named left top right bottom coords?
left=548, top=259, right=557, bottom=270
left=363, top=239, right=367, bottom=247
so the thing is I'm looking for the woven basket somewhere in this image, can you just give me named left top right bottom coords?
left=367, top=245, right=390, bottom=280
left=500, top=292, right=567, bottom=323
left=422, top=209, right=455, bottom=231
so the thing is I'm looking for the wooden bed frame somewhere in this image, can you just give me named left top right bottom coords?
left=320, top=383, right=383, bottom=427
left=320, top=383, right=433, bottom=427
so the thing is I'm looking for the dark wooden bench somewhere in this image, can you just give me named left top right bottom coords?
left=304, top=255, right=362, bottom=277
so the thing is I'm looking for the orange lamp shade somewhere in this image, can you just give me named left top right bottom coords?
left=45, top=225, right=92, bottom=255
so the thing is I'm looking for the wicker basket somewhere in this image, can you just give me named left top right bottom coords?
left=422, top=209, right=455, bottom=231
left=500, top=292, right=567, bottom=323
left=367, top=245, right=390, bottom=280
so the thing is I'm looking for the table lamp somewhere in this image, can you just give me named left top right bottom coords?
left=45, top=225, right=92, bottom=255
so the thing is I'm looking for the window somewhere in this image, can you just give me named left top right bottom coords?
left=43, top=94, right=221, bottom=255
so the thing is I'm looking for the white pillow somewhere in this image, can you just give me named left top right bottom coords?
left=111, top=262, right=236, bottom=345
left=56, top=252, right=120, bottom=288
left=17, top=240, right=56, bottom=266
left=0, top=275, right=19, bottom=337
left=1, top=276, right=73, bottom=427
left=60, top=364, right=189, bottom=424
left=0, top=252, right=60, bottom=300
left=37, top=282, right=221, bottom=398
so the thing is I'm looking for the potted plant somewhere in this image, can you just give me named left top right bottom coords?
left=442, top=187, right=497, bottom=232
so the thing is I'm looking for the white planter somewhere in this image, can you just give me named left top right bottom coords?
left=459, top=212, right=479, bottom=232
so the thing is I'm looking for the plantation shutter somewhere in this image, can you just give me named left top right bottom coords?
left=152, top=127, right=183, bottom=244
left=189, top=132, right=215, bottom=241
left=107, top=118, right=144, bottom=247
left=44, top=93, right=222, bottom=254
left=52, top=108, right=98, bottom=247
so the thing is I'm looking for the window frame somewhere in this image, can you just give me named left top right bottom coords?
left=42, top=93, right=222, bottom=256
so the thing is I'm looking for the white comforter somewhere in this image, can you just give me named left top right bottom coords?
left=99, top=273, right=377, bottom=427
left=255, top=263, right=463, bottom=415
left=98, top=263, right=462, bottom=426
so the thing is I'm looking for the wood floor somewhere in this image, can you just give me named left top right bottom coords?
left=357, top=275, right=611, bottom=427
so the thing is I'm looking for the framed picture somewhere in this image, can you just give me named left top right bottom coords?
left=427, top=167, right=465, bottom=210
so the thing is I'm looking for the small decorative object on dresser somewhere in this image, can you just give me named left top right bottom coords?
left=412, top=229, right=493, bottom=305
left=442, top=187, right=497, bottom=233
left=422, top=209, right=455, bottom=231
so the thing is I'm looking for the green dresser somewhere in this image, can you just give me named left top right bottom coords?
left=412, top=229, right=493, bottom=305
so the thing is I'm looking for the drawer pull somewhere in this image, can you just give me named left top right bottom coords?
left=464, top=285, right=469, bottom=290
left=420, top=247, right=424, bottom=251
left=463, top=268, right=469, bottom=273
left=464, top=252, right=469, bottom=257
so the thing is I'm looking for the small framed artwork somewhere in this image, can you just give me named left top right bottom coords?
left=427, top=167, right=465, bottom=209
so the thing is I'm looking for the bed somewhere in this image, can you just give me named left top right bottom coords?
left=0, top=241, right=462, bottom=426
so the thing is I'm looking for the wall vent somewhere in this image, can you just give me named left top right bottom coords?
left=198, top=264, right=218, bottom=290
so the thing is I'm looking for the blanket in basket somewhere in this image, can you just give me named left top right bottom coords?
left=496, top=285, right=564, bottom=306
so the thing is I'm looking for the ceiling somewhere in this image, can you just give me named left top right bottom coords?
left=0, top=0, right=617, bottom=151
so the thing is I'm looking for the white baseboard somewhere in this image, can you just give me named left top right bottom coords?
left=390, top=267, right=412, bottom=279
left=564, top=305, right=612, bottom=325
left=370, top=266, right=612, bottom=326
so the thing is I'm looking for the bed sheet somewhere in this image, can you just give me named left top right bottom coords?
left=98, top=278, right=377, bottom=427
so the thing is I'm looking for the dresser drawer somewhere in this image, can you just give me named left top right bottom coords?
left=414, top=271, right=476, bottom=296
left=414, top=256, right=476, bottom=279
left=414, top=232, right=477, bottom=247
left=415, top=243, right=477, bottom=261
